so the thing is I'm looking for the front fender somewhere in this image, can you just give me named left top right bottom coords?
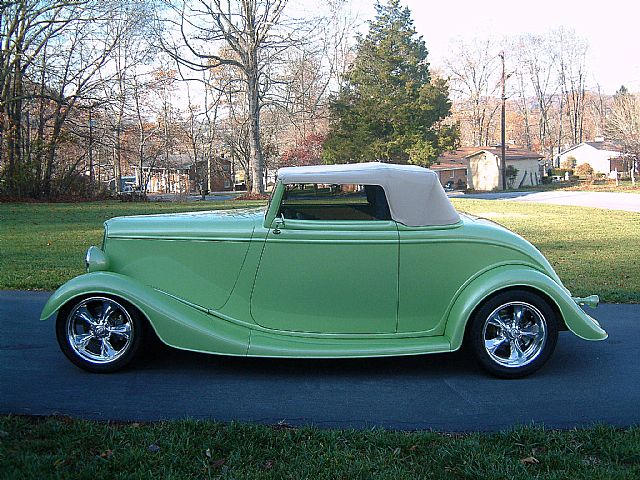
left=445, top=266, right=608, bottom=350
left=41, top=272, right=250, bottom=356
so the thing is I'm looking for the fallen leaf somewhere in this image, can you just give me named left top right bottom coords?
left=520, top=456, right=539, bottom=465
left=210, top=458, right=226, bottom=469
left=275, top=419, right=295, bottom=430
left=99, top=449, right=114, bottom=460
left=583, top=456, right=601, bottom=466
left=148, top=443, right=160, bottom=453
left=408, top=445, right=418, bottom=452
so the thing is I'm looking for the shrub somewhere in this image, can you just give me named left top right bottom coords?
left=561, top=156, right=577, bottom=169
left=550, top=168, right=574, bottom=177
left=505, top=165, right=519, bottom=189
left=575, top=162, right=594, bottom=177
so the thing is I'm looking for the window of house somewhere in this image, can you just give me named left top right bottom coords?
left=278, top=183, right=391, bottom=221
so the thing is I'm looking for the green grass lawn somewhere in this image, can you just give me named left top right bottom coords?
left=2, top=203, right=639, bottom=477
left=1, top=416, right=638, bottom=479
left=0, top=201, right=265, bottom=291
left=451, top=199, right=640, bottom=303
left=562, top=180, right=640, bottom=194
left=492, top=180, right=640, bottom=194
left=1, top=199, right=638, bottom=302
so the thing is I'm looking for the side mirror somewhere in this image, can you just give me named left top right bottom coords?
left=273, top=213, right=285, bottom=234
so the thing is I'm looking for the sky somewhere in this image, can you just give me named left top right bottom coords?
left=346, top=0, right=640, bottom=94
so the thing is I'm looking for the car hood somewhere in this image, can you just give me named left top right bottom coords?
left=105, top=207, right=266, bottom=241
left=458, top=213, right=566, bottom=289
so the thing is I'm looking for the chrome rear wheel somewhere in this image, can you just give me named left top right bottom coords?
left=482, top=302, right=547, bottom=368
left=469, top=290, right=559, bottom=378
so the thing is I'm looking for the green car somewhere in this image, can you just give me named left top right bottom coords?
left=41, top=163, right=607, bottom=377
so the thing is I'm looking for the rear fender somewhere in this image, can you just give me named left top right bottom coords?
left=445, top=266, right=607, bottom=350
left=41, top=272, right=250, bottom=355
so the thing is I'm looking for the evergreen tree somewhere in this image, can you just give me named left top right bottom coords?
left=323, top=0, right=457, bottom=166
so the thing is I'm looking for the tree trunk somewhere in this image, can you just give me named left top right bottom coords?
left=247, top=67, right=264, bottom=194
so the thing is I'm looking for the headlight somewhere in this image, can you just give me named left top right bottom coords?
left=85, top=246, right=108, bottom=272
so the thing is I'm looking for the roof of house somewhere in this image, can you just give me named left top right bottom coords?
left=436, top=147, right=478, bottom=162
left=430, top=160, right=468, bottom=171
left=560, top=141, right=624, bottom=156
left=276, top=162, right=460, bottom=227
left=584, top=141, right=620, bottom=151
left=432, top=148, right=475, bottom=170
left=435, top=146, right=543, bottom=163
left=465, top=146, right=544, bottom=160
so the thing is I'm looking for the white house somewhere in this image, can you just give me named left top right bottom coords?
left=465, top=147, right=543, bottom=191
left=557, top=139, right=624, bottom=174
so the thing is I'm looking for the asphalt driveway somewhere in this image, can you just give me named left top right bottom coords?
left=458, top=190, right=640, bottom=213
left=1, top=290, right=638, bottom=431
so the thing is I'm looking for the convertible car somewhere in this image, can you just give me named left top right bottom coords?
left=41, top=162, right=606, bottom=377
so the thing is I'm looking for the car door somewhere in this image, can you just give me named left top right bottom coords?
left=250, top=183, right=399, bottom=334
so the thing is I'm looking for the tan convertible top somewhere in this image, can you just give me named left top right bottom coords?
left=276, top=162, right=460, bottom=227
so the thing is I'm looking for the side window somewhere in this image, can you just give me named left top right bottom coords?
left=278, top=183, right=391, bottom=221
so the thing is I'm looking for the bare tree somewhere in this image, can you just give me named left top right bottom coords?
left=607, top=87, right=640, bottom=185
left=555, top=27, right=588, bottom=146
left=160, top=0, right=307, bottom=193
left=513, top=33, right=560, bottom=158
left=445, top=38, right=501, bottom=147
left=98, top=0, right=157, bottom=193
left=267, top=0, right=355, bottom=149
left=0, top=0, right=161, bottom=198
left=132, top=73, right=162, bottom=195
left=0, top=0, right=89, bottom=196
left=34, top=3, right=123, bottom=197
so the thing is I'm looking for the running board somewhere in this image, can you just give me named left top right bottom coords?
left=247, top=331, right=452, bottom=358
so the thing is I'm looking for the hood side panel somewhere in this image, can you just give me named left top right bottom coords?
left=103, top=209, right=261, bottom=310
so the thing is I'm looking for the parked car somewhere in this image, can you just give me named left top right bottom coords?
left=41, top=162, right=606, bottom=377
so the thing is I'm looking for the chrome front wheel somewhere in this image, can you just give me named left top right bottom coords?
left=469, top=290, right=559, bottom=378
left=57, top=296, right=143, bottom=373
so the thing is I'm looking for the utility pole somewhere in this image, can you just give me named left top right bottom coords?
left=500, top=51, right=507, bottom=190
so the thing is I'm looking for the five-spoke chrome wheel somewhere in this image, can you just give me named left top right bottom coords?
left=482, top=302, right=546, bottom=368
left=57, top=296, right=143, bottom=373
left=469, top=290, right=559, bottom=378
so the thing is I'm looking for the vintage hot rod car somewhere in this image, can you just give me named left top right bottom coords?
left=41, top=162, right=606, bottom=377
